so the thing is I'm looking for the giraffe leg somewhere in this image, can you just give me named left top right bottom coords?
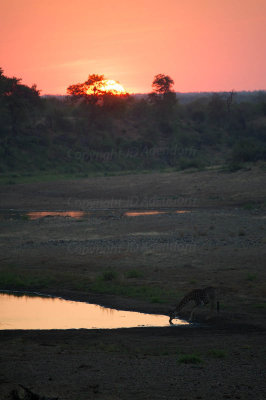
left=189, top=305, right=199, bottom=321
left=210, top=290, right=216, bottom=314
left=210, top=299, right=215, bottom=316
left=169, top=310, right=177, bottom=325
left=204, top=299, right=216, bottom=321
left=206, top=290, right=216, bottom=319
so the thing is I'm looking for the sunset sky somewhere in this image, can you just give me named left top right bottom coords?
left=1, top=0, right=266, bottom=94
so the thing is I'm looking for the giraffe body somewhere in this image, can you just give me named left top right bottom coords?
left=169, top=287, right=216, bottom=323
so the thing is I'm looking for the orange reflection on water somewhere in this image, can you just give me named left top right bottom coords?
left=27, top=211, right=85, bottom=220
left=0, top=294, right=188, bottom=330
left=125, top=210, right=191, bottom=217
left=125, top=211, right=166, bottom=217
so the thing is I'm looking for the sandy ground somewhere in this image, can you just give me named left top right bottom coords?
left=0, top=326, right=266, bottom=400
left=0, top=168, right=266, bottom=211
left=0, top=167, right=266, bottom=399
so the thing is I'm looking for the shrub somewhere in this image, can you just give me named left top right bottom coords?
left=125, top=269, right=143, bottom=279
left=100, top=269, right=118, bottom=281
left=178, top=354, right=203, bottom=364
left=208, top=349, right=227, bottom=358
left=231, top=139, right=266, bottom=162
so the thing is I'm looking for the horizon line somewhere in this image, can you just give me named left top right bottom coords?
left=41, top=89, right=266, bottom=97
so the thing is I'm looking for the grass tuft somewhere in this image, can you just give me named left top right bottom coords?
left=178, top=354, right=203, bottom=364
left=208, top=349, right=227, bottom=358
left=125, top=269, right=144, bottom=279
left=0, top=270, right=54, bottom=290
left=90, top=279, right=169, bottom=303
left=99, top=269, right=118, bottom=281
left=246, top=273, right=257, bottom=281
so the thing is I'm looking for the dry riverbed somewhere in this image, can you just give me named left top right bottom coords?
left=0, top=167, right=266, bottom=399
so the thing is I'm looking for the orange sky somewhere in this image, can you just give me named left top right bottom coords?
left=1, top=0, right=266, bottom=94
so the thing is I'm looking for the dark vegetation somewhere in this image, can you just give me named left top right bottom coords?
left=1, top=68, right=266, bottom=179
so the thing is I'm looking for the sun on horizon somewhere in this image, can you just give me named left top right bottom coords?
left=86, top=79, right=127, bottom=95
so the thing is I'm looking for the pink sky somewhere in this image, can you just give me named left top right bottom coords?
left=1, top=0, right=266, bottom=94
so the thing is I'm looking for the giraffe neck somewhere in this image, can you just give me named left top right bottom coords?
left=176, top=295, right=191, bottom=312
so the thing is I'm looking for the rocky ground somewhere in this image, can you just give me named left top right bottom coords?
left=0, top=325, right=266, bottom=400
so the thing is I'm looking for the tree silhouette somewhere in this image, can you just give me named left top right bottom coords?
left=67, top=74, right=105, bottom=105
left=208, top=93, right=227, bottom=126
left=149, top=74, right=176, bottom=105
left=151, top=74, right=174, bottom=95
left=149, top=74, right=177, bottom=130
left=0, top=68, right=40, bottom=137
left=67, top=74, right=128, bottom=107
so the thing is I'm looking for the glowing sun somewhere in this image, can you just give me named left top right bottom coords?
left=86, top=79, right=126, bottom=95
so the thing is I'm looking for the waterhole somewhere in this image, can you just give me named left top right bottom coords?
left=125, top=210, right=190, bottom=216
left=0, top=209, right=190, bottom=220
left=0, top=292, right=188, bottom=330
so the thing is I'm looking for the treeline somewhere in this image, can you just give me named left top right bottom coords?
left=0, top=69, right=266, bottom=175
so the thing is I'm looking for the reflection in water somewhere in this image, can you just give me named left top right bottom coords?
left=125, top=211, right=166, bottom=217
left=27, top=211, right=86, bottom=220
left=0, top=209, right=191, bottom=221
left=0, top=293, right=188, bottom=330
left=125, top=210, right=190, bottom=217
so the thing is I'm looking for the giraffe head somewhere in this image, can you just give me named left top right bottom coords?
left=168, top=308, right=178, bottom=325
